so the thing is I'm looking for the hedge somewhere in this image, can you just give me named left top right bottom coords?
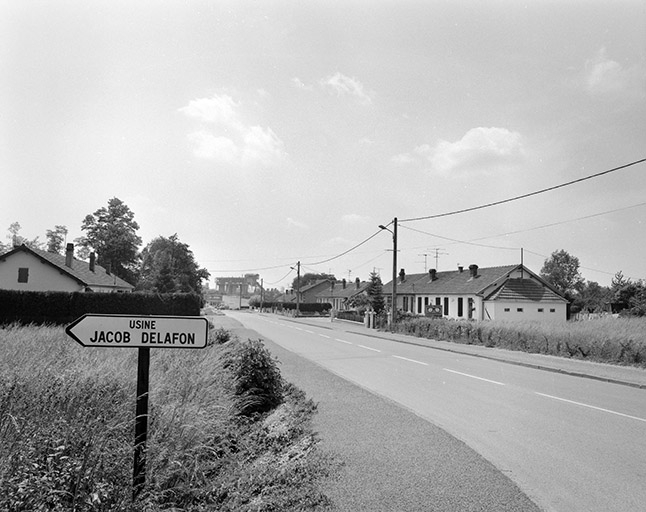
left=0, top=290, right=202, bottom=326
left=253, top=301, right=332, bottom=314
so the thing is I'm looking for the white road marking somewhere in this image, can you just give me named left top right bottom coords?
left=392, top=355, right=428, bottom=366
left=335, top=338, right=353, bottom=345
left=535, top=392, right=646, bottom=423
left=304, top=329, right=314, bottom=334
left=319, top=334, right=331, bottom=339
left=358, top=344, right=381, bottom=353
left=443, top=368, right=506, bottom=386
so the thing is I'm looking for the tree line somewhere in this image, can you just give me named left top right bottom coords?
left=540, top=249, right=645, bottom=316
left=1, top=198, right=210, bottom=294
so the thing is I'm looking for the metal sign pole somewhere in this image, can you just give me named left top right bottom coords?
left=132, top=347, right=150, bottom=498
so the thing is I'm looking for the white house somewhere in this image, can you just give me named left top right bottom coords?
left=0, top=243, right=134, bottom=293
left=382, top=264, right=568, bottom=322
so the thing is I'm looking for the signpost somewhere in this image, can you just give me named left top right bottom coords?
left=65, top=314, right=209, bottom=498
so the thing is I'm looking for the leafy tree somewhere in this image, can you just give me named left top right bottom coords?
left=291, top=272, right=336, bottom=290
left=574, top=280, right=612, bottom=313
left=80, top=198, right=142, bottom=283
left=540, top=249, right=584, bottom=297
left=366, top=271, right=385, bottom=314
left=4, top=222, right=42, bottom=250
left=45, top=225, right=68, bottom=254
left=137, top=234, right=210, bottom=293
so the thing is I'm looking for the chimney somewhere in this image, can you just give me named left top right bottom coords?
left=399, top=268, right=406, bottom=283
left=89, top=252, right=96, bottom=272
left=65, top=243, right=74, bottom=268
left=469, top=264, right=479, bottom=278
left=105, top=262, right=111, bottom=275
left=429, top=269, right=437, bottom=281
left=355, top=277, right=360, bottom=289
left=458, top=265, right=464, bottom=273
left=342, top=279, right=346, bottom=289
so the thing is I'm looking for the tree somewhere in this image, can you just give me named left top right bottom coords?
left=137, top=234, right=210, bottom=294
left=574, top=280, right=612, bottom=313
left=4, top=222, right=42, bottom=250
left=45, top=225, right=68, bottom=254
left=291, top=272, right=336, bottom=290
left=540, top=249, right=584, bottom=297
left=365, top=271, right=385, bottom=314
left=80, top=198, right=142, bottom=283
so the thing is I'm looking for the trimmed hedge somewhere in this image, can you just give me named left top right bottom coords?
left=256, top=301, right=332, bottom=314
left=0, top=290, right=202, bottom=325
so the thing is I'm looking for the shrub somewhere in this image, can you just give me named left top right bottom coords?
left=221, top=338, right=284, bottom=417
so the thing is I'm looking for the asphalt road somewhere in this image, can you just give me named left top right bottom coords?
left=223, top=311, right=646, bottom=512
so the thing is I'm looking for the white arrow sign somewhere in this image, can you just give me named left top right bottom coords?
left=66, top=314, right=209, bottom=349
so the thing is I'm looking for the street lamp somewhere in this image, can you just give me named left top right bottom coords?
left=379, top=217, right=397, bottom=328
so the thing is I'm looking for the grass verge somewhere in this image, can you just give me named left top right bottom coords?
left=392, top=316, right=646, bottom=368
left=0, top=323, right=338, bottom=511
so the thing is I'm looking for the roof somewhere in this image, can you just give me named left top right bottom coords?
left=1, top=244, right=134, bottom=290
left=316, top=281, right=369, bottom=299
left=484, top=278, right=568, bottom=303
left=383, top=265, right=519, bottom=296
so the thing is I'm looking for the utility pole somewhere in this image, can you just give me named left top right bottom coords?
left=379, top=218, right=398, bottom=327
left=296, top=261, right=301, bottom=316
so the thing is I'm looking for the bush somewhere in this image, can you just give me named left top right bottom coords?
left=221, top=338, right=284, bottom=417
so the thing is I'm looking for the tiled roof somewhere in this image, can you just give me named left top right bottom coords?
left=383, top=265, right=519, bottom=296
left=3, top=245, right=134, bottom=290
left=484, top=278, right=567, bottom=302
left=316, top=281, right=369, bottom=299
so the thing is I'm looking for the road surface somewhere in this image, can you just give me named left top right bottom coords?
left=225, top=311, right=646, bottom=512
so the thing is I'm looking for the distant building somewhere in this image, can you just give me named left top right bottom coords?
left=0, top=243, right=134, bottom=293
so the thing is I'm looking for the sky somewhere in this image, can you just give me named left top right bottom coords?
left=2, top=0, right=645, bottom=290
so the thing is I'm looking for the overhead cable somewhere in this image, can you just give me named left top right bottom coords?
left=399, top=158, right=646, bottom=223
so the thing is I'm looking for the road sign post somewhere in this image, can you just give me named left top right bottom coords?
left=65, top=314, right=209, bottom=500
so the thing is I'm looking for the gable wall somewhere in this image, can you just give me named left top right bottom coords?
left=0, top=251, right=83, bottom=292
left=485, top=301, right=567, bottom=322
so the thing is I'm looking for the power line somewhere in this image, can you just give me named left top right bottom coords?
left=305, top=229, right=384, bottom=266
left=400, top=158, right=646, bottom=223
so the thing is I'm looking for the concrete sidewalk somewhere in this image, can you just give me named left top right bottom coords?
left=283, top=315, right=646, bottom=389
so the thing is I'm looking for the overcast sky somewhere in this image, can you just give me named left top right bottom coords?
left=2, top=0, right=645, bottom=289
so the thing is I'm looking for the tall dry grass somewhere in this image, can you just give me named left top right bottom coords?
left=394, top=316, right=646, bottom=367
left=0, top=324, right=336, bottom=511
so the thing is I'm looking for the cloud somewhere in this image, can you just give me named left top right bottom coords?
left=286, top=217, right=309, bottom=229
left=179, top=93, right=285, bottom=166
left=394, top=127, right=525, bottom=175
left=291, top=77, right=313, bottom=91
left=584, top=48, right=646, bottom=100
left=321, top=72, right=374, bottom=105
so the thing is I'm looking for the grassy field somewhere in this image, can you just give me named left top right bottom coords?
left=0, top=323, right=337, bottom=511
left=393, top=316, right=646, bottom=368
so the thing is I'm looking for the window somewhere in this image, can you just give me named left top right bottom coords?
left=443, top=297, right=449, bottom=316
left=418, top=297, right=423, bottom=314
left=504, top=308, right=510, bottom=312
left=18, top=268, right=29, bottom=283
left=435, top=297, right=441, bottom=306
left=538, top=308, right=544, bottom=313
left=457, top=297, right=463, bottom=317
left=550, top=308, right=556, bottom=313
left=517, top=308, right=524, bottom=312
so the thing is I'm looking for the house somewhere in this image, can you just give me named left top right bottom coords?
left=0, top=243, right=134, bottom=293
left=382, top=264, right=568, bottom=322
left=315, top=277, right=369, bottom=311
left=277, top=280, right=332, bottom=305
